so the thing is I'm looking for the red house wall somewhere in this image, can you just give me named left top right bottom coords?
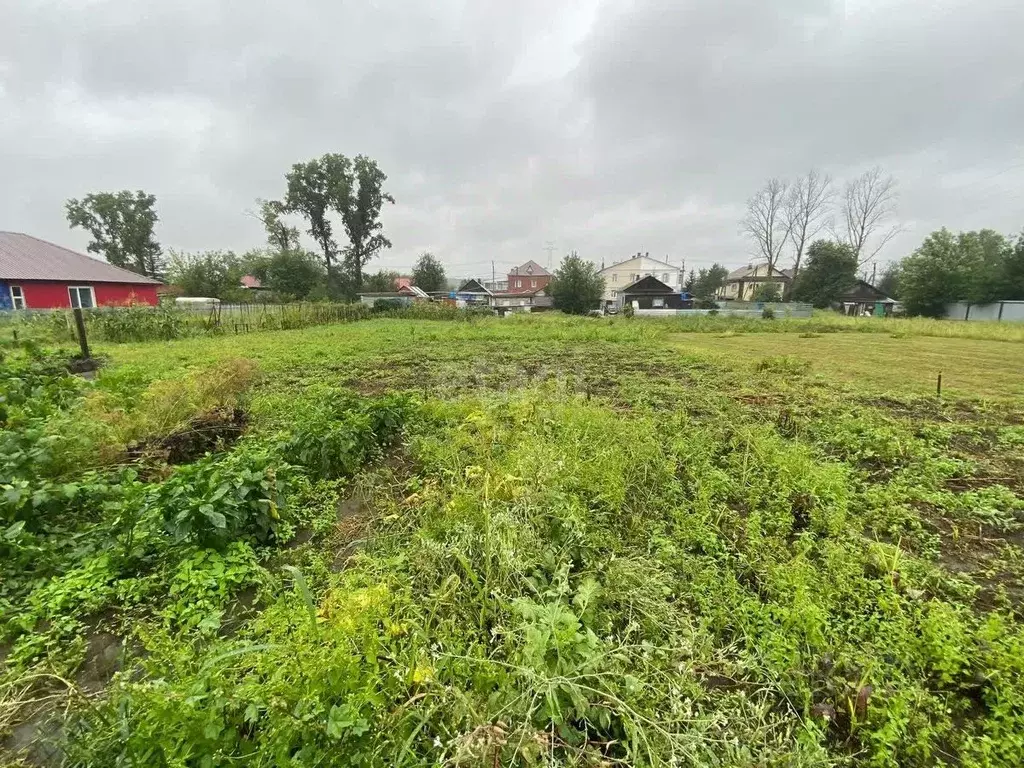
left=18, top=281, right=159, bottom=309
left=506, top=274, right=550, bottom=293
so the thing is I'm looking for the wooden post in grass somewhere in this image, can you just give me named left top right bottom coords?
left=937, top=372, right=942, bottom=398
left=72, top=308, right=90, bottom=360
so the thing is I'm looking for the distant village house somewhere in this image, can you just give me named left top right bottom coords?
left=718, top=263, right=793, bottom=301
left=599, top=253, right=682, bottom=309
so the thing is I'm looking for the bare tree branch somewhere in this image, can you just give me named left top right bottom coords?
left=833, top=167, right=900, bottom=266
left=783, top=170, right=833, bottom=289
left=742, top=178, right=791, bottom=274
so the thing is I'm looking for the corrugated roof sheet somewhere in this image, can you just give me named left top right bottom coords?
left=0, top=232, right=162, bottom=284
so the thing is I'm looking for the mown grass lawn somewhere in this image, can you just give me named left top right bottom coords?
left=2, top=313, right=1023, bottom=767
left=670, top=331, right=1024, bottom=400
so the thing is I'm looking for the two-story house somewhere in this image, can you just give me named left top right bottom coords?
left=507, top=260, right=551, bottom=293
left=599, top=253, right=681, bottom=309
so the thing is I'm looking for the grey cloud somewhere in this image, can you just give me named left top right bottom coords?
left=2, top=0, right=1022, bottom=279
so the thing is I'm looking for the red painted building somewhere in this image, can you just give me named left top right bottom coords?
left=0, top=232, right=161, bottom=310
left=507, top=260, right=551, bottom=294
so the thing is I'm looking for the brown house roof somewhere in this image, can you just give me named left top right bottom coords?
left=509, top=259, right=550, bottom=277
left=0, top=232, right=161, bottom=284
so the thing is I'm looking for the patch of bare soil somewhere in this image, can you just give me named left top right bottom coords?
left=928, top=514, right=1024, bottom=614
left=331, top=493, right=369, bottom=571
left=862, top=394, right=1024, bottom=427
left=74, top=632, right=123, bottom=695
left=325, top=453, right=415, bottom=572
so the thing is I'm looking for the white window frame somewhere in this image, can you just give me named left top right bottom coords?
left=68, top=285, right=96, bottom=309
left=653, top=297, right=665, bottom=308
left=9, top=285, right=25, bottom=310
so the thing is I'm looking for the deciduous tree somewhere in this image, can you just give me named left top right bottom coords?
left=960, top=229, right=1011, bottom=304
left=877, top=263, right=901, bottom=299
left=835, top=167, right=899, bottom=264
left=339, top=155, right=395, bottom=295
left=751, top=283, right=782, bottom=302
left=550, top=252, right=604, bottom=315
left=742, top=178, right=790, bottom=274
left=283, top=154, right=351, bottom=299
left=364, top=270, right=400, bottom=292
left=898, top=229, right=977, bottom=317
left=792, top=241, right=857, bottom=308
left=166, top=250, right=245, bottom=299
left=65, top=190, right=163, bottom=278
left=255, top=199, right=300, bottom=253
left=412, top=253, right=446, bottom=293
left=264, top=250, right=325, bottom=300
left=282, top=154, right=394, bottom=299
left=1004, top=233, right=1024, bottom=300
left=783, top=170, right=833, bottom=290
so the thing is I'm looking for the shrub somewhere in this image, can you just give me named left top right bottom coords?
left=153, top=445, right=292, bottom=549
left=281, top=392, right=415, bottom=478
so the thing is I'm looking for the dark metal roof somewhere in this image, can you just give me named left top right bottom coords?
left=455, top=279, right=491, bottom=294
left=0, top=232, right=162, bottom=284
left=837, top=279, right=895, bottom=303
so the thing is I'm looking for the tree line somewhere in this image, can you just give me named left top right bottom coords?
left=885, top=228, right=1024, bottom=317
left=772, top=229, right=1024, bottom=316
left=65, top=154, right=449, bottom=301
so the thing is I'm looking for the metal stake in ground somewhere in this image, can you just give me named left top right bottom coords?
left=72, top=307, right=90, bottom=360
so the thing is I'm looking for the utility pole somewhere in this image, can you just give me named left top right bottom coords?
left=544, top=241, right=556, bottom=270
left=870, top=263, right=877, bottom=286
left=491, top=260, right=495, bottom=289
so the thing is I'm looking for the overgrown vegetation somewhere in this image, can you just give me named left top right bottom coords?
left=2, top=315, right=1023, bottom=767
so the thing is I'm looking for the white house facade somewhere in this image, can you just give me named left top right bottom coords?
left=599, top=254, right=681, bottom=307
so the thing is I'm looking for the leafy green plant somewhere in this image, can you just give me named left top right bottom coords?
left=164, top=543, right=261, bottom=631
left=154, top=444, right=291, bottom=548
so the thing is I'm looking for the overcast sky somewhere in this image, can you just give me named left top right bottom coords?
left=2, top=0, right=1022, bottom=280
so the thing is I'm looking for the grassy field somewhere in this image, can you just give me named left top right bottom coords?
left=2, top=313, right=1023, bottom=767
left=671, top=332, right=1024, bottom=400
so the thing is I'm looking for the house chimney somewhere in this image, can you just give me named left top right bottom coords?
left=645, top=251, right=649, bottom=258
